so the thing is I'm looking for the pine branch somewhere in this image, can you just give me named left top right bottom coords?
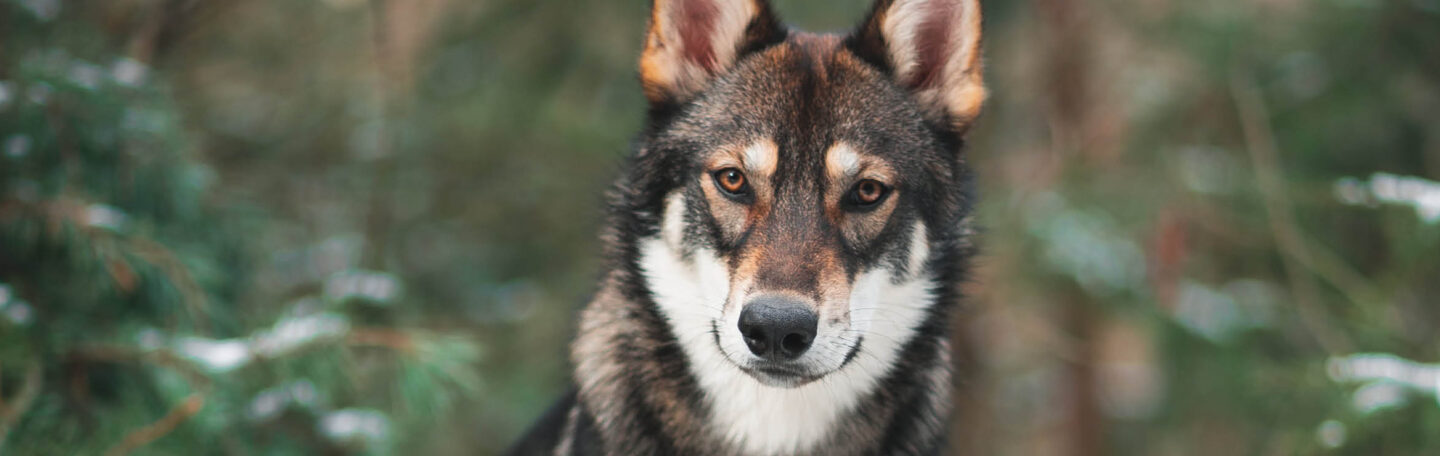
left=0, top=360, right=42, bottom=451
left=1, top=195, right=214, bottom=332
left=102, top=394, right=205, bottom=456
left=1230, top=68, right=1355, bottom=354
left=72, top=345, right=212, bottom=393
left=66, top=347, right=212, bottom=455
left=348, top=328, right=415, bottom=353
left=127, top=236, right=213, bottom=334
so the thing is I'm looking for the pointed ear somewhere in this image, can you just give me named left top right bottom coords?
left=848, top=0, right=987, bottom=131
left=640, top=0, right=785, bottom=106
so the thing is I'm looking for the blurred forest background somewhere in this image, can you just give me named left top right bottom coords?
left=2, top=0, right=1438, bottom=454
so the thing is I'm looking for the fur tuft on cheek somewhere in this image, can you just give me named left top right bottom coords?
left=661, top=192, right=690, bottom=253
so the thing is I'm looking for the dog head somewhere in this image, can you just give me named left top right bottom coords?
left=627, top=0, right=984, bottom=388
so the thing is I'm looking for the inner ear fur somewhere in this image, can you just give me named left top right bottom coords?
left=847, top=0, right=987, bottom=132
left=639, top=0, right=786, bottom=106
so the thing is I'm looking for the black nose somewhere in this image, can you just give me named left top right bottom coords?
left=738, top=296, right=819, bottom=360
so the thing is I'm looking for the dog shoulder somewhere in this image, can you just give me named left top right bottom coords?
left=504, top=388, right=605, bottom=456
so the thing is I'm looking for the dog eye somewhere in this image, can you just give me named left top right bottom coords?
left=847, top=179, right=890, bottom=207
left=713, top=168, right=750, bottom=195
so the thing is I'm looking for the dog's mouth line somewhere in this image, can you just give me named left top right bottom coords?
left=741, top=365, right=822, bottom=385
left=748, top=361, right=807, bottom=377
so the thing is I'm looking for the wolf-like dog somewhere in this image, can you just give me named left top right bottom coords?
left=508, top=0, right=986, bottom=454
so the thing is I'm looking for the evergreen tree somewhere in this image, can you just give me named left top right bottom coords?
left=0, top=3, right=480, bottom=454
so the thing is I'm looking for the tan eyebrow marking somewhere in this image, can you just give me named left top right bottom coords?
left=707, top=139, right=778, bottom=178
left=827, top=141, right=899, bottom=185
left=825, top=142, right=861, bottom=182
left=741, top=139, right=778, bottom=176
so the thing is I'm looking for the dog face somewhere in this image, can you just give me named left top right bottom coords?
left=631, top=0, right=984, bottom=390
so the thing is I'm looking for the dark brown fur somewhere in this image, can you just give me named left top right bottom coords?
left=508, top=1, right=985, bottom=454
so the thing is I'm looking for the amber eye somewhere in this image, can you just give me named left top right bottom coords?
left=713, top=168, right=749, bottom=195
left=848, top=179, right=890, bottom=207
